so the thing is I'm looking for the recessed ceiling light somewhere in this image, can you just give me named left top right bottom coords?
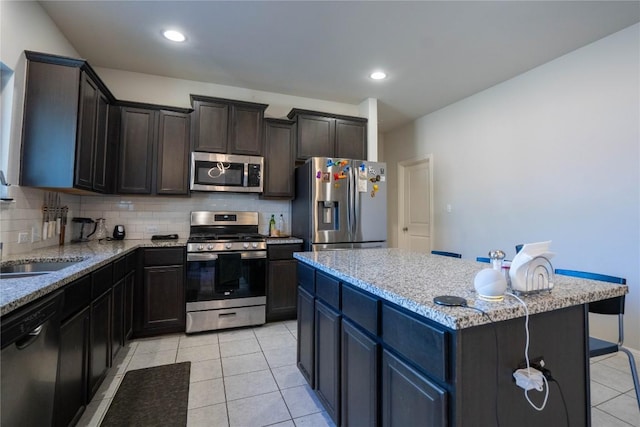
left=163, top=30, right=186, bottom=42
left=370, top=71, right=387, bottom=80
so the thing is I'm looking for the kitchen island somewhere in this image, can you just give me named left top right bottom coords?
left=294, top=248, right=627, bottom=427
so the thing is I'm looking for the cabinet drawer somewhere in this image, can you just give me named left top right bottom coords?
left=268, top=244, right=302, bottom=260
left=143, top=247, right=184, bottom=266
left=92, top=263, right=113, bottom=299
left=342, top=285, right=379, bottom=336
left=297, top=262, right=315, bottom=294
left=61, top=275, right=91, bottom=321
left=382, top=304, right=448, bottom=382
left=113, top=256, right=126, bottom=281
left=316, top=272, right=340, bottom=309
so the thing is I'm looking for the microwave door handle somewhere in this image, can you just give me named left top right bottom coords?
left=244, top=162, right=249, bottom=187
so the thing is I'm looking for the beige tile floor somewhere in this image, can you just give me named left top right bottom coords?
left=78, top=321, right=639, bottom=427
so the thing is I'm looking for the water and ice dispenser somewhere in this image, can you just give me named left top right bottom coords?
left=317, top=201, right=339, bottom=231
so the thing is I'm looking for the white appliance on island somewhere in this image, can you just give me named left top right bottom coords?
left=292, top=157, right=387, bottom=251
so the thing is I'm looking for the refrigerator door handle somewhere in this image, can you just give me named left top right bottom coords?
left=347, top=168, right=353, bottom=239
left=352, top=166, right=359, bottom=239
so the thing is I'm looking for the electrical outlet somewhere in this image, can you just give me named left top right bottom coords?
left=31, top=226, right=41, bottom=242
left=146, top=225, right=159, bottom=233
left=18, top=232, right=29, bottom=244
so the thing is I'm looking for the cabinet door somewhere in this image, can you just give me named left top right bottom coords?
left=75, top=72, right=99, bottom=191
left=315, top=300, right=341, bottom=424
left=342, top=320, right=378, bottom=427
left=156, top=110, right=190, bottom=194
left=263, top=119, right=295, bottom=198
left=297, top=286, right=315, bottom=387
left=117, top=107, right=156, bottom=194
left=142, top=265, right=185, bottom=332
left=192, top=99, right=228, bottom=153
left=89, top=290, right=111, bottom=400
left=112, top=278, right=124, bottom=359
left=54, top=306, right=90, bottom=427
left=229, top=104, right=264, bottom=155
left=382, top=349, right=447, bottom=427
left=92, top=92, right=111, bottom=193
left=335, top=119, right=366, bottom=160
left=296, top=115, right=335, bottom=161
left=124, top=270, right=135, bottom=340
left=267, top=259, right=297, bottom=321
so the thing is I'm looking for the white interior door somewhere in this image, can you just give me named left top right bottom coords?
left=398, top=157, right=433, bottom=253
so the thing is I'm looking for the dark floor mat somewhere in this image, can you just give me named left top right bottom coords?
left=101, top=362, right=190, bottom=427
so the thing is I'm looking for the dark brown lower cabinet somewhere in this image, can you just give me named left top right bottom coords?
left=267, top=243, right=302, bottom=322
left=382, top=349, right=447, bottom=427
left=54, top=306, right=90, bottom=427
left=89, top=289, right=111, bottom=400
left=124, top=269, right=135, bottom=340
left=143, top=265, right=184, bottom=330
left=135, top=247, right=185, bottom=337
left=341, top=319, right=378, bottom=427
left=111, top=278, right=124, bottom=359
left=315, top=300, right=341, bottom=424
left=297, top=286, right=315, bottom=387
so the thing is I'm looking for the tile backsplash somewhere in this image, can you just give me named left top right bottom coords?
left=0, top=186, right=291, bottom=257
left=79, top=192, right=291, bottom=240
left=0, top=186, right=82, bottom=256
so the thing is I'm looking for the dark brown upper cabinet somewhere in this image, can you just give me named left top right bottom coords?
left=20, top=51, right=116, bottom=193
left=191, top=95, right=267, bottom=155
left=262, top=118, right=296, bottom=199
left=287, top=109, right=367, bottom=162
left=116, top=103, right=191, bottom=195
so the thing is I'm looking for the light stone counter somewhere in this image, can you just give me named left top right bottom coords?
left=1, top=239, right=187, bottom=316
left=294, top=248, right=628, bottom=330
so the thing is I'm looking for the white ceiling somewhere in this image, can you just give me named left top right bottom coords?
left=39, top=1, right=640, bottom=132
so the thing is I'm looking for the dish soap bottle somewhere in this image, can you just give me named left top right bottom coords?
left=278, top=214, right=285, bottom=236
left=269, top=214, right=276, bottom=236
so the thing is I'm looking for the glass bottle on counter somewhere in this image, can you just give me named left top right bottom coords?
left=278, top=214, right=285, bottom=236
left=269, top=214, right=276, bottom=236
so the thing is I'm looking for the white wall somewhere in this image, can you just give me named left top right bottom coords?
left=383, top=24, right=640, bottom=349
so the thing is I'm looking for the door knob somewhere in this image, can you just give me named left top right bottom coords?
left=402, top=227, right=408, bottom=232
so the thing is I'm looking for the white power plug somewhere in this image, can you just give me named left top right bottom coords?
left=513, top=367, right=545, bottom=391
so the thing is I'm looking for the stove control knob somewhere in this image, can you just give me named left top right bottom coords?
left=207, top=244, right=214, bottom=250
left=252, top=242, right=258, bottom=248
left=243, top=242, right=249, bottom=249
left=197, top=245, right=204, bottom=251
left=225, top=243, right=232, bottom=249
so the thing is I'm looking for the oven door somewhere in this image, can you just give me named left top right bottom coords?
left=186, top=251, right=266, bottom=303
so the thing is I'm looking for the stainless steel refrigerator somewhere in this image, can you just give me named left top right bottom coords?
left=292, top=157, right=387, bottom=251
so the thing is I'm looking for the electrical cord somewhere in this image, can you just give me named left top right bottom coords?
left=539, top=368, right=570, bottom=427
left=506, top=292, right=550, bottom=411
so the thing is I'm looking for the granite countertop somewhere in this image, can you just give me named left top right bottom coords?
left=0, top=239, right=187, bottom=317
left=294, top=248, right=628, bottom=330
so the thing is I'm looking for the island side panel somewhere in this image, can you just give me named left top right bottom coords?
left=454, top=304, right=590, bottom=427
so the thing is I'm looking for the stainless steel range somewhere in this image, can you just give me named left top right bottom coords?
left=185, top=211, right=267, bottom=333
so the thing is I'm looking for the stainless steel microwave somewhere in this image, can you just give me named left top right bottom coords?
left=190, top=152, right=264, bottom=193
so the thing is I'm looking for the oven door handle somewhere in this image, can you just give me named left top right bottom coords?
left=187, top=251, right=267, bottom=262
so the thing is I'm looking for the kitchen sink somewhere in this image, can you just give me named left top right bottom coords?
left=0, top=261, right=80, bottom=279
